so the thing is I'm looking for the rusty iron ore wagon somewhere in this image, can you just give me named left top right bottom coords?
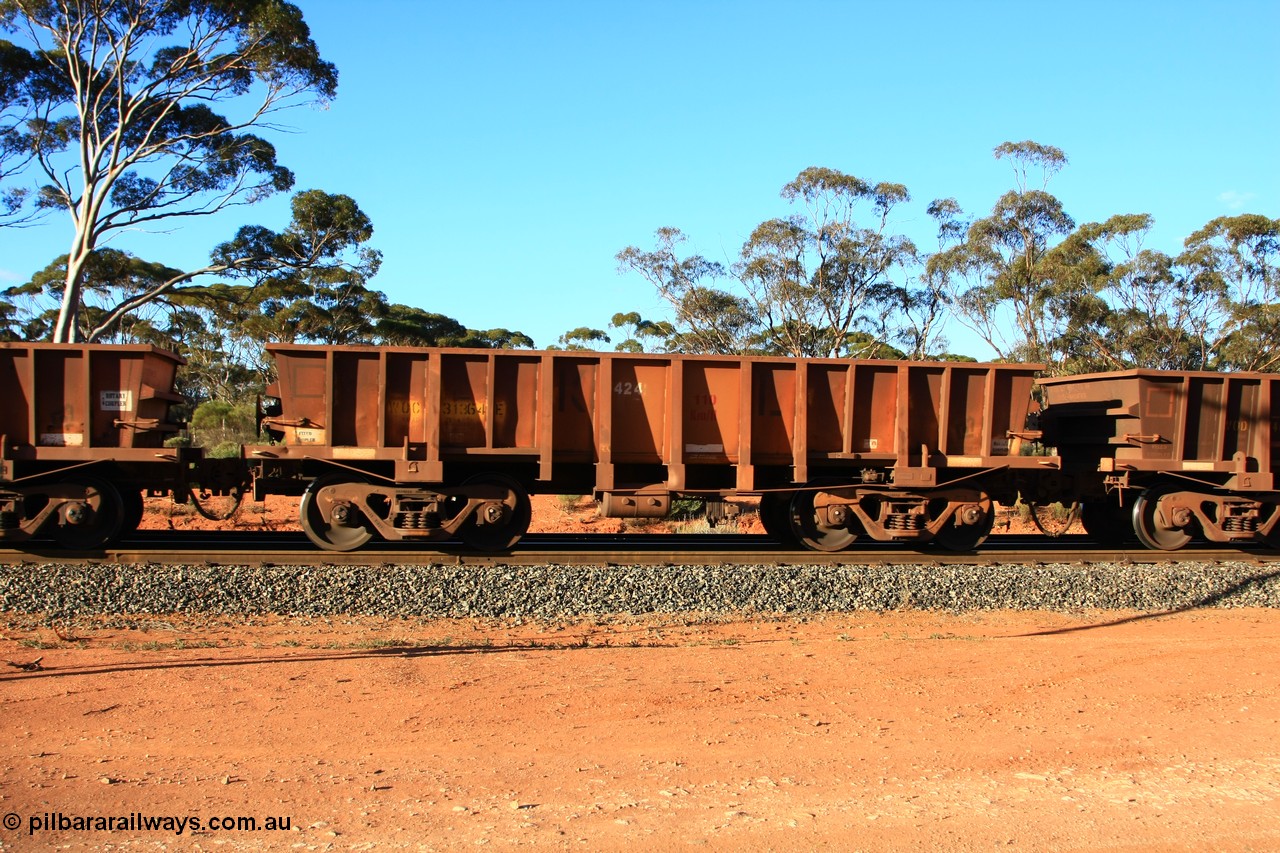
left=0, top=342, right=241, bottom=548
left=1040, top=369, right=1280, bottom=550
left=6, top=341, right=1277, bottom=554
left=250, top=344, right=1049, bottom=552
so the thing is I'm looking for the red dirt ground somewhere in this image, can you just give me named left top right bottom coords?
left=2, top=610, right=1277, bottom=851
left=6, top=495, right=1271, bottom=851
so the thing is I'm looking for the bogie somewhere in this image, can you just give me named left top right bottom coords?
left=4, top=342, right=1278, bottom=554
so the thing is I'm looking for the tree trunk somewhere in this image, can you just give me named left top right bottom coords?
left=52, top=214, right=95, bottom=342
left=52, top=263, right=82, bottom=343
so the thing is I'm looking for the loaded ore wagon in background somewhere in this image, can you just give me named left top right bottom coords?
left=252, top=344, right=1047, bottom=552
left=0, top=343, right=242, bottom=548
left=1040, top=369, right=1280, bottom=550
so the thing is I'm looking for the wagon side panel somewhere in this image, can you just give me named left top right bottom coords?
left=750, top=362, right=796, bottom=466
left=851, top=363, right=899, bottom=457
left=608, top=356, right=670, bottom=464
left=266, top=345, right=332, bottom=446
left=0, top=345, right=33, bottom=449
left=681, top=360, right=740, bottom=462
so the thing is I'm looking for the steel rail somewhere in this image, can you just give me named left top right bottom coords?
left=2, top=532, right=1276, bottom=567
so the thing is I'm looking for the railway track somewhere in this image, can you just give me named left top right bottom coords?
left=2, top=532, right=1277, bottom=567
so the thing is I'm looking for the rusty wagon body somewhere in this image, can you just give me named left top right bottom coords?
left=1039, top=369, right=1280, bottom=549
left=250, top=344, right=1048, bottom=552
left=0, top=343, right=198, bottom=548
left=6, top=341, right=1277, bottom=555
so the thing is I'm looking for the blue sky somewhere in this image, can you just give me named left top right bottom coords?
left=3, top=0, right=1277, bottom=355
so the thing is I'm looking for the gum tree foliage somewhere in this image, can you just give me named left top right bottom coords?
left=1025, top=213, right=1279, bottom=373
left=736, top=167, right=918, bottom=358
left=927, top=141, right=1083, bottom=370
left=373, top=303, right=533, bottom=349
left=618, top=144, right=1276, bottom=372
left=930, top=144, right=1278, bottom=373
left=1049, top=214, right=1218, bottom=372
left=458, top=327, right=534, bottom=349
left=8, top=189, right=381, bottom=344
left=0, top=0, right=340, bottom=342
left=618, top=170, right=925, bottom=359
left=615, top=227, right=760, bottom=355
left=556, top=326, right=611, bottom=351
left=0, top=293, right=19, bottom=338
left=0, top=36, right=38, bottom=222
left=1180, top=214, right=1280, bottom=371
left=892, top=196, right=969, bottom=360
left=187, top=397, right=257, bottom=455
left=608, top=311, right=672, bottom=353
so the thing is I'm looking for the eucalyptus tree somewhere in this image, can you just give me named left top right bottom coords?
left=927, top=141, right=1081, bottom=370
left=375, top=305, right=471, bottom=347
left=457, top=327, right=534, bottom=349
left=556, top=326, right=611, bottom=351
left=891, top=196, right=973, bottom=360
left=616, top=227, right=759, bottom=354
left=372, top=305, right=534, bottom=349
left=0, top=0, right=339, bottom=341
left=1049, top=214, right=1215, bottom=372
left=1179, top=214, right=1280, bottom=371
left=1050, top=213, right=1280, bottom=373
left=608, top=310, right=671, bottom=353
left=0, top=36, right=37, bottom=222
left=0, top=289, right=19, bottom=338
left=8, top=189, right=380, bottom=343
left=736, top=167, right=917, bottom=358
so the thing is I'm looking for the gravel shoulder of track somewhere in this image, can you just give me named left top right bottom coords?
left=3, top=559, right=1278, bottom=622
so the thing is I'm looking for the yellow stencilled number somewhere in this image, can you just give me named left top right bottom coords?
left=442, top=400, right=507, bottom=417
left=443, top=401, right=481, bottom=417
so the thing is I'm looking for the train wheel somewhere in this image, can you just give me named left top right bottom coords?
left=1132, top=486, right=1194, bottom=551
left=1080, top=500, right=1133, bottom=547
left=55, top=477, right=125, bottom=550
left=300, top=474, right=375, bottom=552
left=119, top=487, right=145, bottom=536
left=457, top=474, right=531, bottom=552
left=759, top=492, right=798, bottom=546
left=932, top=511, right=994, bottom=552
left=1264, top=506, right=1280, bottom=549
left=930, top=497, right=995, bottom=552
left=789, top=486, right=860, bottom=552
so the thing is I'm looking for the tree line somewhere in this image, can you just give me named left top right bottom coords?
left=2, top=2, right=1276, bottom=432
left=0, top=0, right=529, bottom=410
left=600, top=143, right=1279, bottom=376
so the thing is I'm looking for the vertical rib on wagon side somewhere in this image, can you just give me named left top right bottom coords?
left=1040, top=369, right=1279, bottom=549
left=0, top=342, right=211, bottom=548
left=253, top=345, right=1047, bottom=553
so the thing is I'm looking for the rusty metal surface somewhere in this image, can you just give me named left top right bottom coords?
left=0, top=342, right=184, bottom=455
left=0, top=344, right=206, bottom=549
left=254, top=345, right=1046, bottom=497
left=1041, top=369, right=1279, bottom=480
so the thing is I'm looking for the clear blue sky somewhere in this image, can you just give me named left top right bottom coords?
left=2, top=0, right=1277, bottom=355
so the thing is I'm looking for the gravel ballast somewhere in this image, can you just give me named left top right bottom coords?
left=2, top=560, right=1279, bottom=618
